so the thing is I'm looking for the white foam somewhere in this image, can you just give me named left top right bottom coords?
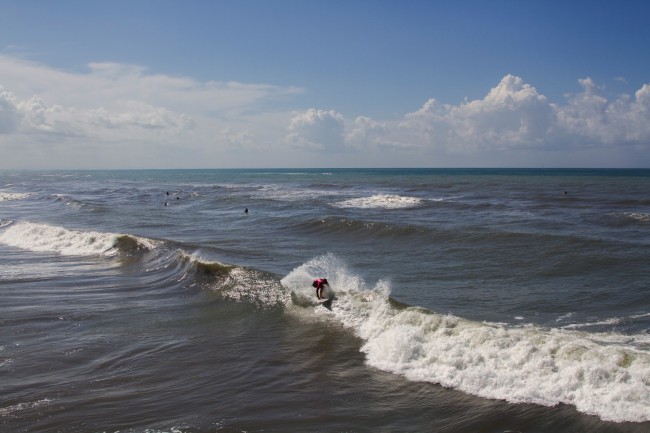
left=358, top=311, right=650, bottom=422
left=562, top=317, right=623, bottom=329
left=334, top=194, right=422, bottom=209
left=556, top=312, right=576, bottom=322
left=623, top=212, right=650, bottom=222
left=0, top=192, right=32, bottom=201
left=0, top=221, right=119, bottom=256
left=0, top=398, right=52, bottom=416
left=282, top=254, right=650, bottom=423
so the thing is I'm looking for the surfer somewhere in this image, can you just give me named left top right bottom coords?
left=312, top=278, right=330, bottom=300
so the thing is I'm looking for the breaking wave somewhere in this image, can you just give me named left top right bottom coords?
left=0, top=221, right=125, bottom=256
left=281, top=254, right=650, bottom=423
left=334, top=194, right=423, bottom=209
left=0, top=221, right=289, bottom=309
left=2, top=222, right=648, bottom=422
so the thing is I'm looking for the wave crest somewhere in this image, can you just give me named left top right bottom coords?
left=334, top=194, right=422, bottom=209
left=282, top=254, right=650, bottom=423
left=0, top=221, right=155, bottom=257
left=0, top=222, right=120, bottom=256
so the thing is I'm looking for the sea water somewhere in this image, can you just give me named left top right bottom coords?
left=1, top=168, right=649, bottom=432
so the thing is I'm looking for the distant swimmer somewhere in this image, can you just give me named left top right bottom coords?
left=312, top=278, right=330, bottom=300
left=244, top=208, right=249, bottom=214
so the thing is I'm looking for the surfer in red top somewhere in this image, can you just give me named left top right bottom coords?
left=312, top=278, right=329, bottom=300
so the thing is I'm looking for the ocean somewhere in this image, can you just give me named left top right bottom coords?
left=1, top=168, right=649, bottom=433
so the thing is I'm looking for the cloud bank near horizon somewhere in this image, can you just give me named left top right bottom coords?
left=1, top=55, right=649, bottom=168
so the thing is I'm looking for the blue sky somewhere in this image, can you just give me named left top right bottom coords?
left=1, top=0, right=649, bottom=168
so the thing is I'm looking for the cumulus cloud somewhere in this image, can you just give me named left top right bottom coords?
left=2, top=89, right=195, bottom=142
left=401, top=75, right=555, bottom=152
left=400, top=74, right=650, bottom=156
left=0, top=87, right=20, bottom=134
left=1, top=52, right=649, bottom=168
left=286, top=109, right=395, bottom=154
left=345, top=116, right=388, bottom=148
left=288, top=74, right=649, bottom=166
left=557, top=78, right=650, bottom=145
left=285, top=108, right=346, bottom=151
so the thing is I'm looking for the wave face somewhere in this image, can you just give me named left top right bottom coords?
left=0, top=221, right=289, bottom=309
left=12, top=221, right=648, bottom=422
left=281, top=254, right=650, bottom=423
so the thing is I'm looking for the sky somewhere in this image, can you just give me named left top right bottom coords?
left=1, top=0, right=650, bottom=169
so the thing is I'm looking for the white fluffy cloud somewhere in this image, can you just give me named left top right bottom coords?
left=285, top=74, right=650, bottom=165
left=11, top=94, right=195, bottom=139
left=1, top=53, right=649, bottom=168
left=399, top=74, right=650, bottom=155
left=0, top=87, right=20, bottom=134
left=346, top=116, right=388, bottom=148
left=285, top=108, right=346, bottom=151
left=557, top=78, right=650, bottom=145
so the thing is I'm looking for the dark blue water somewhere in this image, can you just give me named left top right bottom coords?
left=1, top=168, right=649, bottom=432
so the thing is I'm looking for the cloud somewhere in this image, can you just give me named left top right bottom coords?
left=285, top=108, right=346, bottom=151
left=398, top=74, right=650, bottom=158
left=0, top=53, right=649, bottom=168
left=0, top=87, right=20, bottom=134
left=0, top=55, right=302, bottom=167
left=401, top=75, right=554, bottom=152
left=221, top=127, right=259, bottom=150
left=345, top=116, right=388, bottom=148
left=2, top=88, right=195, bottom=144
left=557, top=78, right=650, bottom=145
